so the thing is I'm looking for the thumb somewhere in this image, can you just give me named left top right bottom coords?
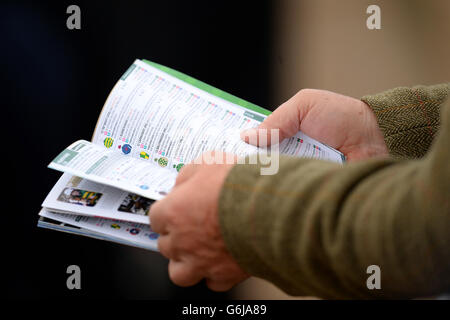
left=240, top=90, right=310, bottom=146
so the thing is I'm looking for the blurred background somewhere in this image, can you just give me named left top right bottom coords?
left=1, top=0, right=449, bottom=299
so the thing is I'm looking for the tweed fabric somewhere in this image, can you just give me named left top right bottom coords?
left=219, top=84, right=450, bottom=298
left=362, top=84, right=449, bottom=159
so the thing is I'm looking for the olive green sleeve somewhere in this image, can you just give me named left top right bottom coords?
left=219, top=92, right=450, bottom=299
left=361, top=83, right=449, bottom=159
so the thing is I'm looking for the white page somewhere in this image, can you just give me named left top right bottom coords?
left=38, top=219, right=156, bottom=251
left=39, top=209, right=158, bottom=251
left=92, top=59, right=344, bottom=174
left=48, top=60, right=345, bottom=200
left=48, top=140, right=176, bottom=200
left=42, top=173, right=155, bottom=224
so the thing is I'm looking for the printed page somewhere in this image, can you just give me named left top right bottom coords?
left=42, top=173, right=155, bottom=224
left=39, top=209, right=158, bottom=251
left=48, top=140, right=176, bottom=200
left=92, top=59, right=344, bottom=175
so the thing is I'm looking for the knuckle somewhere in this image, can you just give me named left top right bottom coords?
left=176, top=166, right=188, bottom=179
left=297, top=88, right=318, bottom=102
left=181, top=162, right=193, bottom=170
left=149, top=200, right=162, bottom=217
left=175, top=163, right=194, bottom=183
left=207, top=266, right=226, bottom=282
left=166, top=201, right=184, bottom=224
left=298, top=88, right=313, bottom=96
left=163, top=207, right=177, bottom=226
left=169, top=270, right=186, bottom=286
left=169, top=264, right=195, bottom=287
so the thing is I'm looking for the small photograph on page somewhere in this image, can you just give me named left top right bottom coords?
left=118, top=194, right=154, bottom=216
left=57, top=188, right=103, bottom=207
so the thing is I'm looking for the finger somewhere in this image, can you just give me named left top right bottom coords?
left=148, top=200, right=169, bottom=235
left=157, top=234, right=175, bottom=259
left=240, top=90, right=310, bottom=146
left=168, top=259, right=203, bottom=287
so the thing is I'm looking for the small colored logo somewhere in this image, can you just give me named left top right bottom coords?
left=110, top=223, right=121, bottom=229
left=140, top=185, right=149, bottom=190
left=157, top=157, right=168, bottom=167
left=122, top=144, right=132, bottom=154
left=140, top=151, right=149, bottom=159
left=128, top=228, right=140, bottom=235
left=175, top=163, right=184, bottom=172
left=148, top=233, right=159, bottom=240
left=104, top=137, right=114, bottom=148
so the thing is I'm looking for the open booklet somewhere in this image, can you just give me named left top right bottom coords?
left=38, top=59, right=345, bottom=251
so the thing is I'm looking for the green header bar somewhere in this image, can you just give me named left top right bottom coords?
left=142, top=59, right=271, bottom=116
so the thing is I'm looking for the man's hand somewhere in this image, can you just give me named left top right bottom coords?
left=150, top=151, right=249, bottom=291
left=242, top=89, right=389, bottom=161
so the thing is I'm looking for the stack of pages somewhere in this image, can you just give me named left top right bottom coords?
left=38, top=59, right=345, bottom=251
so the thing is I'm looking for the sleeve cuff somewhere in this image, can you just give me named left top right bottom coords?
left=361, top=83, right=449, bottom=159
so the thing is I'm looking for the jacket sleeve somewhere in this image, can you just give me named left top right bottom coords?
left=218, top=86, right=450, bottom=299
left=361, top=83, right=449, bottom=159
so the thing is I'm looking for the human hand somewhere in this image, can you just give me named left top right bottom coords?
left=149, top=151, right=249, bottom=291
left=241, top=89, right=388, bottom=161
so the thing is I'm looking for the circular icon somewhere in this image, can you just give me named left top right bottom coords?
left=104, top=137, right=114, bottom=148
left=149, top=233, right=159, bottom=240
left=157, top=157, right=168, bottom=167
left=129, top=228, right=140, bottom=235
left=122, top=144, right=132, bottom=154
